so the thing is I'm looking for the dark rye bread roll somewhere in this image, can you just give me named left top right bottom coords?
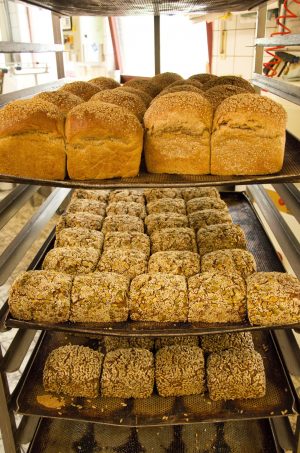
left=0, top=98, right=65, bottom=180
left=34, top=90, right=83, bottom=115
left=59, top=81, right=100, bottom=101
left=144, top=92, right=212, bottom=175
left=65, top=101, right=143, bottom=180
left=89, top=89, right=146, bottom=122
left=88, top=76, right=120, bottom=90
left=211, top=93, right=287, bottom=175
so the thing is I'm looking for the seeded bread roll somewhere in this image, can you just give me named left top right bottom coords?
left=103, top=336, right=154, bottom=352
left=211, top=94, right=287, bottom=175
left=118, top=86, right=152, bottom=107
left=202, top=75, right=255, bottom=92
left=152, top=72, right=183, bottom=90
left=106, top=201, right=146, bottom=219
left=55, top=227, right=104, bottom=250
left=151, top=227, right=197, bottom=253
left=65, top=101, right=143, bottom=180
left=102, top=215, right=144, bottom=234
left=181, top=187, right=220, bottom=201
left=9, top=271, right=72, bottom=322
left=0, top=98, right=65, bottom=180
left=148, top=251, right=200, bottom=277
left=168, top=79, right=204, bottom=90
left=155, top=346, right=205, bottom=397
left=188, top=209, right=232, bottom=230
left=90, top=89, right=146, bottom=122
left=59, top=81, right=100, bottom=101
left=155, top=336, right=198, bottom=350
left=207, top=348, right=266, bottom=400
left=67, top=199, right=106, bottom=216
left=188, top=272, right=247, bottom=323
left=197, top=223, right=246, bottom=256
left=56, top=213, right=104, bottom=232
left=204, top=84, right=248, bottom=111
left=70, top=272, right=129, bottom=322
left=108, top=189, right=145, bottom=205
left=130, top=273, right=188, bottom=322
left=157, top=84, right=204, bottom=99
left=147, top=198, right=186, bottom=215
left=72, top=189, right=109, bottom=202
left=101, top=348, right=154, bottom=398
left=88, top=76, right=120, bottom=90
left=247, top=272, right=300, bottom=325
left=97, top=249, right=148, bottom=279
left=144, top=188, right=182, bottom=203
left=124, top=78, right=161, bottom=97
left=145, top=213, right=189, bottom=234
left=144, top=92, right=212, bottom=175
left=43, top=345, right=103, bottom=398
left=202, top=249, right=256, bottom=279
left=200, top=332, right=254, bottom=353
left=189, top=73, right=219, bottom=84
left=34, top=90, right=83, bottom=115
left=104, top=232, right=150, bottom=256
left=186, top=197, right=228, bottom=214
left=42, top=247, right=100, bottom=274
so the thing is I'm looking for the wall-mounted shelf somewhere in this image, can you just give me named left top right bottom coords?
left=255, top=34, right=300, bottom=46
left=0, top=42, right=64, bottom=53
left=252, top=73, right=300, bottom=106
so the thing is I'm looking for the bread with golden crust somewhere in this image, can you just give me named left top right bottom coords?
left=202, top=75, right=255, bottom=92
left=156, top=84, right=204, bottom=99
left=144, top=92, right=212, bottom=175
left=59, top=81, right=100, bottom=101
left=124, top=78, right=161, bottom=97
left=0, top=98, right=65, bottom=179
left=34, top=90, right=83, bottom=115
left=151, top=72, right=183, bottom=90
left=188, top=73, right=218, bottom=84
left=168, top=79, right=203, bottom=89
left=89, top=89, right=146, bottom=122
left=65, top=101, right=143, bottom=180
left=211, top=93, right=287, bottom=175
left=204, top=84, right=248, bottom=111
left=117, top=86, right=152, bottom=107
left=88, top=76, right=120, bottom=90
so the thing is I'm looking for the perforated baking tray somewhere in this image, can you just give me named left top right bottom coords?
left=14, top=329, right=295, bottom=426
left=28, top=417, right=281, bottom=453
left=0, top=133, right=299, bottom=189
left=5, top=191, right=298, bottom=336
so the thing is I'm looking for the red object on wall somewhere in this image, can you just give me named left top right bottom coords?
left=206, top=21, right=213, bottom=73
left=108, top=17, right=122, bottom=72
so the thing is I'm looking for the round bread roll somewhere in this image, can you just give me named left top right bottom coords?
left=189, top=73, right=219, bottom=84
left=211, top=93, right=287, bottom=175
left=0, top=98, right=65, bottom=179
left=168, top=79, right=203, bottom=89
left=65, top=100, right=143, bottom=180
left=205, top=84, right=248, bottom=111
left=89, top=89, right=146, bottom=122
left=88, top=76, right=120, bottom=90
left=144, top=92, right=212, bottom=175
left=124, top=78, right=161, bottom=97
left=34, top=90, right=83, bottom=115
left=156, top=84, right=204, bottom=99
left=202, top=75, right=255, bottom=92
left=59, top=81, right=100, bottom=101
left=118, top=86, right=152, bottom=106
left=151, top=71, right=183, bottom=89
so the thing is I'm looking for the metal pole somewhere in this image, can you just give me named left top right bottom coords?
left=254, top=3, right=267, bottom=93
left=52, top=13, right=65, bottom=79
left=154, top=15, right=160, bottom=75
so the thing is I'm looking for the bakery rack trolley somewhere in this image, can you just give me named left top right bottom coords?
left=0, top=0, right=300, bottom=452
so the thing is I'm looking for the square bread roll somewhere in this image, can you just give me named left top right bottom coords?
left=186, top=197, right=228, bottom=214
left=188, top=272, right=247, bottom=323
left=8, top=271, right=72, bottom=322
left=146, top=198, right=186, bottom=215
left=55, top=227, right=104, bottom=251
left=145, top=213, right=189, bottom=235
left=43, top=345, right=103, bottom=398
left=101, top=348, right=154, bottom=398
left=155, top=345, right=205, bottom=396
left=150, top=227, right=197, bottom=253
left=144, top=188, right=182, bottom=203
left=148, top=251, right=200, bottom=277
left=67, top=199, right=107, bottom=217
left=42, top=247, right=100, bottom=274
left=70, top=272, right=130, bottom=322
left=188, top=209, right=232, bottom=230
left=201, top=249, right=256, bottom=279
left=97, top=249, right=148, bottom=279
left=200, top=332, right=254, bottom=353
left=106, top=201, right=146, bottom=219
left=72, top=189, right=109, bottom=202
left=247, top=272, right=300, bottom=325
left=108, top=189, right=145, bottom=205
left=197, top=223, right=246, bottom=256
left=207, top=348, right=266, bottom=400
left=155, top=336, right=199, bottom=350
left=182, top=187, right=220, bottom=202
left=130, top=273, right=188, bottom=322
left=102, top=215, right=144, bottom=234
left=56, top=213, right=104, bottom=232
left=103, top=232, right=150, bottom=257
left=102, top=336, right=154, bottom=352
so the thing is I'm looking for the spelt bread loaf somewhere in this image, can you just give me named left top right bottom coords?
left=42, top=247, right=100, bottom=274
left=197, top=223, right=246, bottom=256
left=103, top=231, right=150, bottom=256
left=188, top=209, right=232, bottom=230
left=106, top=201, right=146, bottom=219
left=181, top=187, right=220, bottom=202
left=200, top=332, right=254, bottom=353
left=34, top=90, right=83, bottom=115
left=72, top=189, right=109, bottom=202
left=108, top=189, right=145, bottom=205
left=97, top=249, right=148, bottom=279
left=67, top=199, right=106, bottom=216
left=55, top=227, right=104, bottom=250
left=201, top=249, right=256, bottom=279
left=145, top=213, right=189, bottom=234
left=150, top=227, right=197, bottom=253
left=89, top=89, right=146, bottom=122
left=56, top=212, right=104, bottom=232
left=144, top=188, right=182, bottom=203
left=148, top=251, right=200, bottom=277
left=102, top=215, right=144, bottom=234
left=147, top=198, right=186, bottom=215
left=186, top=197, right=228, bottom=214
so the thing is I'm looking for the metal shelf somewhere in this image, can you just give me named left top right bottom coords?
left=255, top=34, right=300, bottom=46
left=0, top=42, right=64, bottom=53
left=252, top=73, right=300, bottom=106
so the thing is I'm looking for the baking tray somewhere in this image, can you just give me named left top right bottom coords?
left=0, top=132, right=299, bottom=189
left=5, top=190, right=297, bottom=336
left=28, top=417, right=282, bottom=453
left=14, top=329, right=295, bottom=426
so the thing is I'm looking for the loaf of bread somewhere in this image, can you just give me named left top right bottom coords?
left=102, top=215, right=144, bottom=234
left=152, top=72, right=183, bottom=90
left=9, top=271, right=72, bottom=322
left=188, top=209, right=232, bottom=230
left=88, top=76, right=120, bottom=90
left=130, top=273, right=188, bottom=322
left=188, top=272, right=247, bottom=323
left=90, top=89, right=146, bottom=122
left=106, top=201, right=146, bottom=219
left=0, top=98, right=65, bottom=180
left=97, top=249, right=148, bottom=279
left=189, top=73, right=219, bottom=84
left=150, top=227, right=197, bottom=253
left=201, top=249, right=256, bottom=279
left=124, top=78, right=161, bottom=97
left=144, top=92, right=212, bottom=175
left=148, top=251, right=200, bottom=277
left=211, top=94, right=287, bottom=175
left=200, top=332, right=254, bottom=353
left=202, top=75, right=255, bottom=92
left=157, top=84, right=204, bottom=98
left=56, top=213, right=104, bottom=232
left=167, top=79, right=204, bottom=90
left=147, top=198, right=186, bottom=215
left=118, top=86, right=152, bottom=107
left=42, top=247, right=100, bottom=274
left=144, top=188, right=182, bottom=203
left=247, top=272, right=300, bottom=325
left=155, top=336, right=199, bottom=350
left=72, top=189, right=109, bottom=202
left=101, top=348, right=155, bottom=398
left=155, top=346, right=205, bottom=396
left=181, top=187, right=220, bottom=201
left=70, top=272, right=130, bottom=322
left=65, top=101, right=143, bottom=180
left=186, top=197, right=228, bottom=214
left=103, top=336, right=154, bottom=352
left=67, top=199, right=106, bottom=216
left=34, top=90, right=83, bottom=115
left=145, top=213, right=189, bottom=234
left=207, top=348, right=266, bottom=400
left=103, top=232, right=150, bottom=256
left=108, top=189, right=145, bottom=205
left=55, top=227, right=104, bottom=250
left=204, top=84, right=248, bottom=111
left=59, top=81, right=100, bottom=101
left=197, top=223, right=246, bottom=256
left=43, top=345, right=103, bottom=397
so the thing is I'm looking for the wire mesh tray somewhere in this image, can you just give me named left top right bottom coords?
left=5, top=191, right=298, bottom=336
left=28, top=417, right=281, bottom=453
left=15, top=329, right=295, bottom=426
left=0, top=133, right=299, bottom=189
